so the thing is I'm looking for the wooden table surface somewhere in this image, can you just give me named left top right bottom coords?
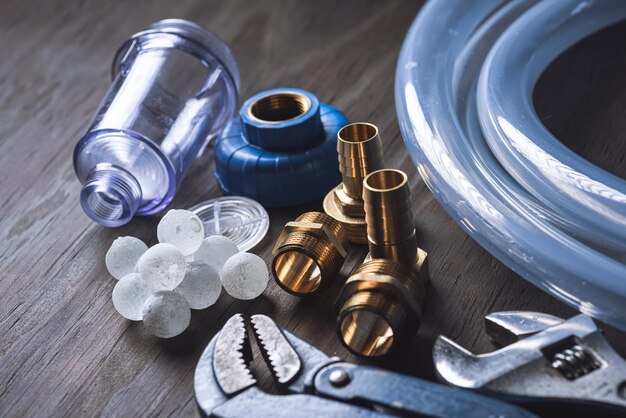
left=1, top=0, right=625, bottom=416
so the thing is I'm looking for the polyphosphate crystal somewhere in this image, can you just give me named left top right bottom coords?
left=157, top=209, right=205, bottom=256
left=137, top=243, right=187, bottom=291
left=175, top=262, right=222, bottom=310
left=194, top=235, right=239, bottom=271
left=221, top=252, right=268, bottom=300
left=112, top=273, right=154, bottom=321
left=105, top=236, right=148, bottom=280
left=142, top=290, right=191, bottom=338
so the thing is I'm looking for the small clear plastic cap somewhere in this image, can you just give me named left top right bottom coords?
left=189, top=196, right=269, bottom=252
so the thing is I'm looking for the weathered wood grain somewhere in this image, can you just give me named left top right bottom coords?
left=0, top=0, right=624, bottom=416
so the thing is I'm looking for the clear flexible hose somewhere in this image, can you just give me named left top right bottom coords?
left=395, top=0, right=626, bottom=330
left=478, top=0, right=626, bottom=254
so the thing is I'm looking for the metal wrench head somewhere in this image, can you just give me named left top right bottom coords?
left=433, top=312, right=626, bottom=409
left=194, top=313, right=337, bottom=416
left=213, top=314, right=256, bottom=395
left=195, top=314, right=255, bottom=416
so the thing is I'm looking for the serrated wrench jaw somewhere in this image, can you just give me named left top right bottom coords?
left=213, top=314, right=256, bottom=396
left=250, top=314, right=301, bottom=385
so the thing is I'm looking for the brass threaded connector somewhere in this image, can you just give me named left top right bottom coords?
left=336, top=168, right=430, bottom=357
left=272, top=212, right=349, bottom=296
left=336, top=258, right=427, bottom=357
left=323, top=122, right=385, bottom=244
left=363, top=168, right=418, bottom=266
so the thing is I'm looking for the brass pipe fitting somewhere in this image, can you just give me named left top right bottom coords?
left=336, top=257, right=428, bottom=357
left=271, top=212, right=349, bottom=296
left=323, top=122, right=385, bottom=244
left=335, top=168, right=430, bottom=357
left=363, top=168, right=418, bottom=267
left=336, top=122, right=385, bottom=204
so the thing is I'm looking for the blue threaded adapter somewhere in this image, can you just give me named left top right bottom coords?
left=214, top=88, right=348, bottom=207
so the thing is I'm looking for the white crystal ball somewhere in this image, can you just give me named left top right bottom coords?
left=105, top=236, right=148, bottom=280
left=221, top=252, right=268, bottom=300
left=142, top=291, right=191, bottom=338
left=112, top=273, right=154, bottom=321
left=175, top=262, right=222, bottom=310
left=137, top=243, right=187, bottom=291
left=157, top=209, right=205, bottom=256
left=194, top=235, right=239, bottom=271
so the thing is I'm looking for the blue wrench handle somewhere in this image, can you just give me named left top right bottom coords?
left=313, top=363, right=537, bottom=418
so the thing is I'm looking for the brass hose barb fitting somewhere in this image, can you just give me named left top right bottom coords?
left=336, top=257, right=428, bottom=357
left=363, top=168, right=419, bottom=267
left=271, top=212, right=349, bottom=296
left=336, top=123, right=385, bottom=204
left=323, top=122, right=385, bottom=244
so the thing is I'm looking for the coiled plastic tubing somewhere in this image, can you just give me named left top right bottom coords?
left=215, top=88, right=348, bottom=207
left=395, top=0, right=626, bottom=330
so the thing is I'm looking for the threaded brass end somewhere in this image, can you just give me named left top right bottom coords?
left=295, top=212, right=347, bottom=243
left=272, top=211, right=348, bottom=296
left=323, top=186, right=368, bottom=244
left=339, top=291, right=404, bottom=357
left=248, top=92, right=311, bottom=123
left=363, top=169, right=418, bottom=266
left=336, top=259, right=425, bottom=357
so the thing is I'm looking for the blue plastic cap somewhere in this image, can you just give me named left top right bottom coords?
left=215, top=88, right=348, bottom=208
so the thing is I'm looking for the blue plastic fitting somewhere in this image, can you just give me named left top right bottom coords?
left=215, top=88, right=348, bottom=207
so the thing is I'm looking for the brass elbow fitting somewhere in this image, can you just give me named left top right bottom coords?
left=323, top=122, right=384, bottom=244
left=335, top=168, right=430, bottom=357
left=363, top=168, right=419, bottom=267
left=336, top=257, right=428, bottom=357
left=271, top=212, right=349, bottom=296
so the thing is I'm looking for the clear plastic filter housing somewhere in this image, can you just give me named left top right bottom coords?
left=395, top=0, right=626, bottom=330
left=74, top=19, right=240, bottom=227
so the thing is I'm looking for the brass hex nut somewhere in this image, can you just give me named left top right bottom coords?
left=364, top=247, right=429, bottom=287
left=338, top=258, right=426, bottom=323
left=271, top=212, right=349, bottom=296
left=273, top=219, right=348, bottom=258
left=323, top=185, right=368, bottom=245
left=333, top=185, right=365, bottom=217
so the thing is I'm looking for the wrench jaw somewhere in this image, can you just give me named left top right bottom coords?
left=432, top=334, right=543, bottom=390
left=194, top=313, right=338, bottom=417
left=432, top=311, right=564, bottom=389
left=485, top=311, right=564, bottom=346
left=434, top=311, right=626, bottom=410
left=250, top=314, right=302, bottom=386
left=194, top=337, right=232, bottom=417
left=213, top=314, right=256, bottom=396
left=433, top=336, right=486, bottom=389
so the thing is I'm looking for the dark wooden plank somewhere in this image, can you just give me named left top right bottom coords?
left=0, top=1, right=624, bottom=416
